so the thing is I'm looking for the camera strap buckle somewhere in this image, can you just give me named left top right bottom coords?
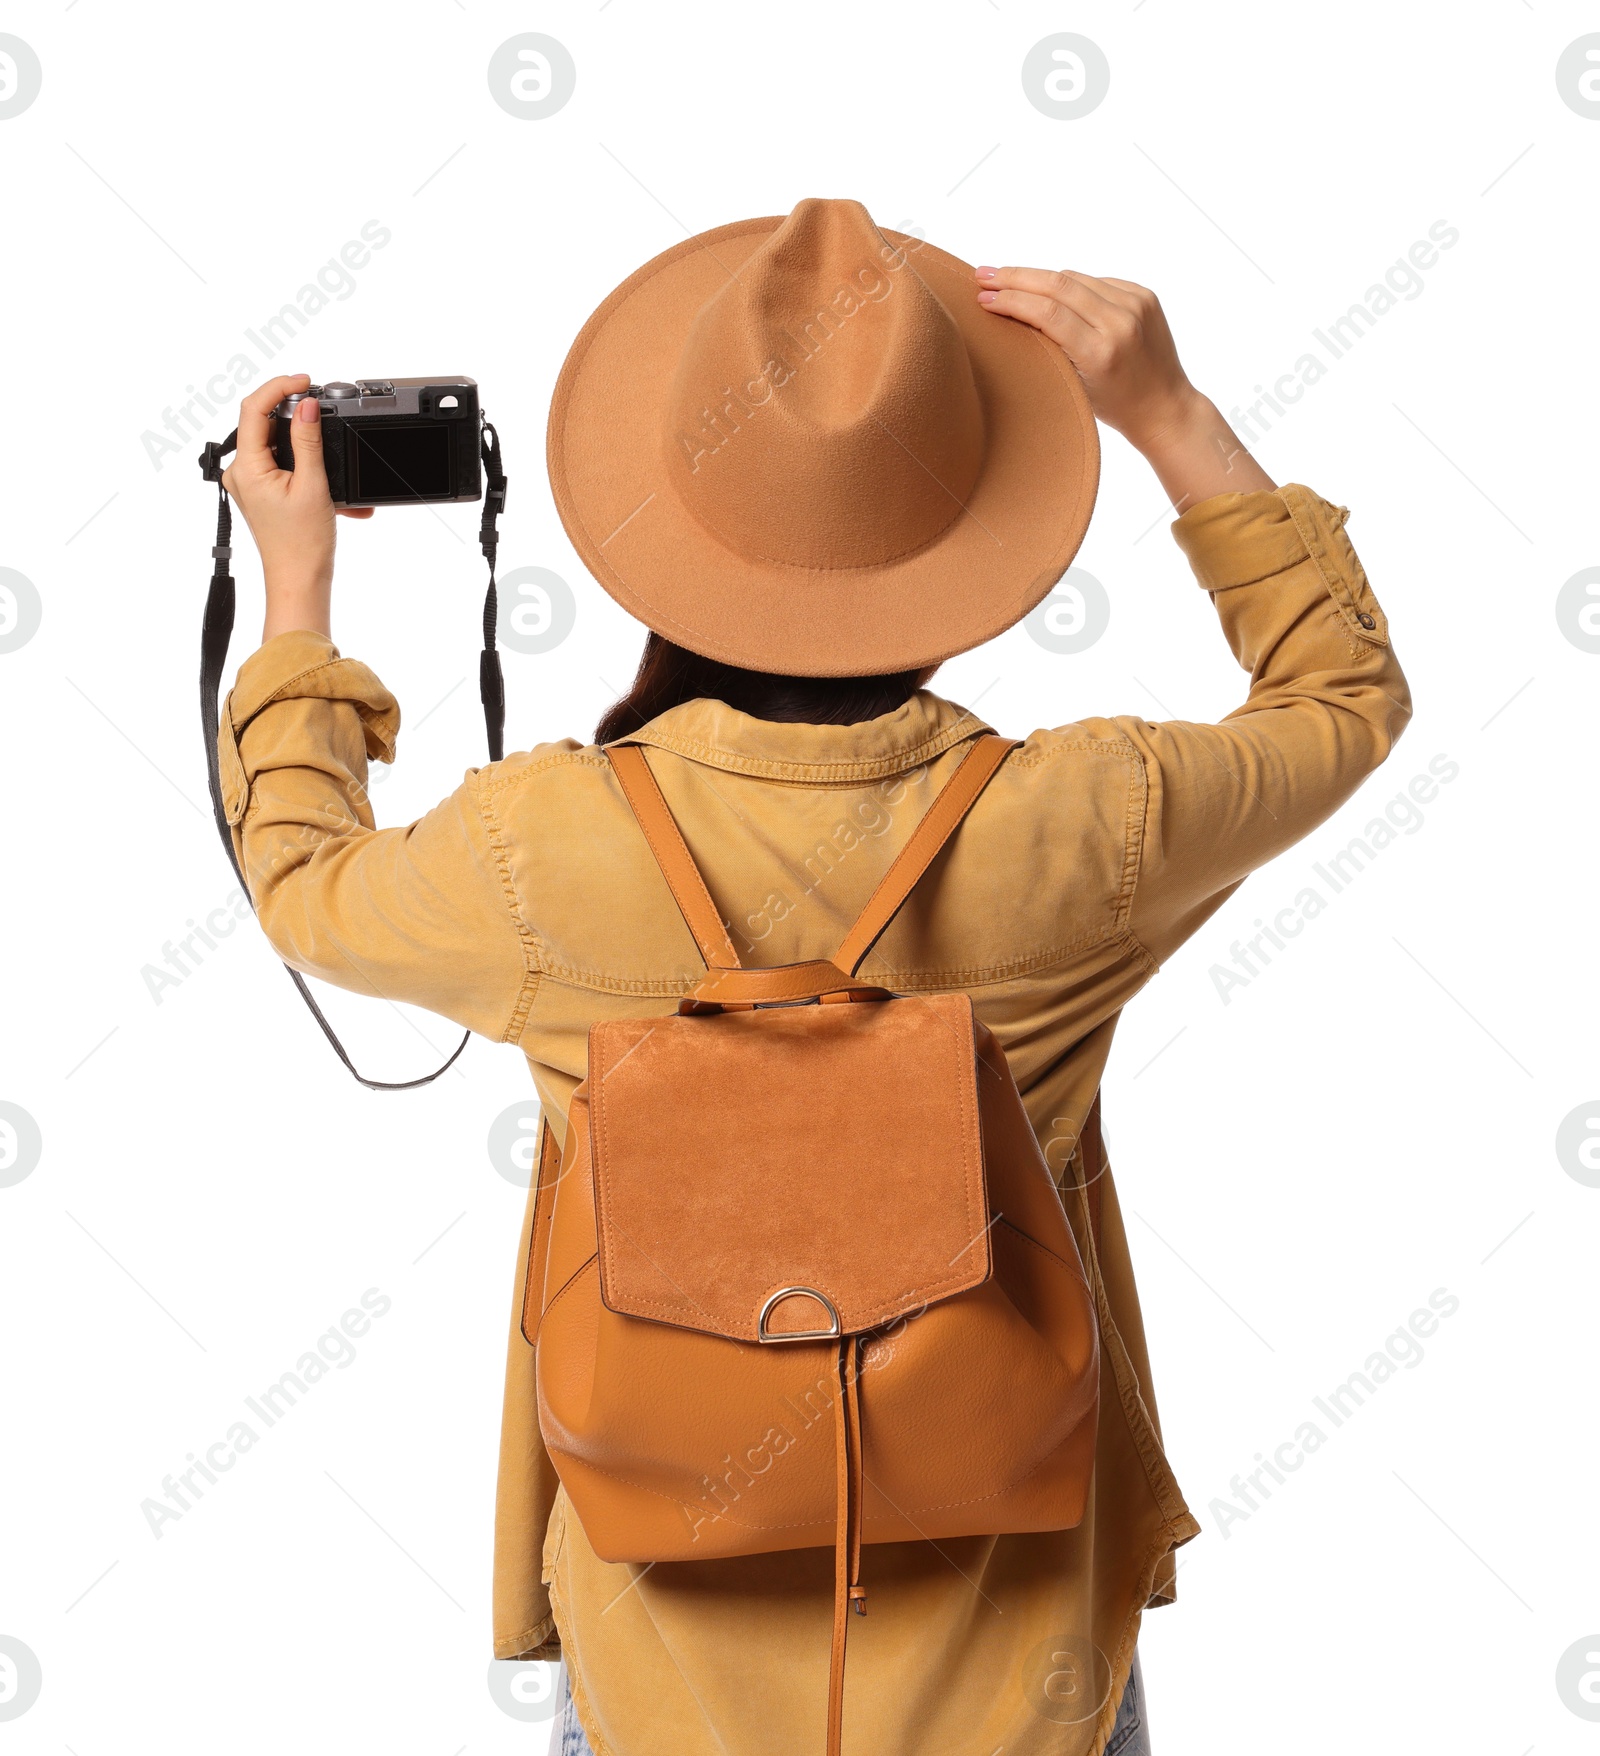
left=198, top=439, right=229, bottom=484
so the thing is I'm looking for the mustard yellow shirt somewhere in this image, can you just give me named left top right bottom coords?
left=219, top=485, right=1409, bottom=1755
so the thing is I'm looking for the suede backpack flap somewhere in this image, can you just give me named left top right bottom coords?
left=586, top=991, right=991, bottom=1342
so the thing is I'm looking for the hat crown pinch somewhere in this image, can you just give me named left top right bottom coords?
left=663, top=198, right=986, bottom=571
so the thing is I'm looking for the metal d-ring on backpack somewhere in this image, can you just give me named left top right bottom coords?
left=524, top=734, right=1102, bottom=1756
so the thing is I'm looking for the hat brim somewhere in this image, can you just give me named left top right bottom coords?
left=546, top=216, right=1099, bottom=677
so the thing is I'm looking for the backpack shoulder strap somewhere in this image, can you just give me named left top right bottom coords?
left=834, top=733, right=1016, bottom=976
left=606, top=743, right=742, bottom=970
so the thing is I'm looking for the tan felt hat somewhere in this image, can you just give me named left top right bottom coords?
left=546, top=197, right=1099, bottom=677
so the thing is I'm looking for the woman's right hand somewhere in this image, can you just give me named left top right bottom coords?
left=223, top=373, right=374, bottom=644
left=973, top=265, right=1275, bottom=510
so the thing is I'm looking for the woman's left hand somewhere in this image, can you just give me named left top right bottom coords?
left=223, top=373, right=373, bottom=642
left=974, top=265, right=1275, bottom=509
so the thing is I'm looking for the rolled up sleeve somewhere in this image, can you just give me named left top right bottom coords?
left=220, top=631, right=536, bottom=1042
left=1114, top=484, right=1413, bottom=963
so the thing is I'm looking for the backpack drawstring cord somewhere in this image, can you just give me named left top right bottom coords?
left=828, top=1334, right=866, bottom=1756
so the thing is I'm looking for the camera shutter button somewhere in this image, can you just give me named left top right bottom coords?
left=323, top=382, right=360, bottom=398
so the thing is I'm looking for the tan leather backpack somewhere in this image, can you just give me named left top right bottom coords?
left=524, top=735, right=1101, bottom=1755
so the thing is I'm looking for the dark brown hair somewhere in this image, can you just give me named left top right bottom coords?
left=594, top=632, right=934, bottom=744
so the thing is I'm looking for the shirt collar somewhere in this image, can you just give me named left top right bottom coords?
left=622, top=689, right=995, bottom=783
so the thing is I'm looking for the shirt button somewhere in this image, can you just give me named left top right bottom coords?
left=1357, top=612, right=1377, bottom=629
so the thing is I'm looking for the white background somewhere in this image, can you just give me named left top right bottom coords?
left=1, top=1, right=1596, bottom=1751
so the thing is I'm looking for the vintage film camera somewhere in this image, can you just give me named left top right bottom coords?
left=270, top=377, right=484, bottom=507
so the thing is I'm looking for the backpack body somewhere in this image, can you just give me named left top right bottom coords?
left=535, top=991, right=1099, bottom=1559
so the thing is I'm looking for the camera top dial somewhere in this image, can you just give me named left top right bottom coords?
left=272, top=385, right=324, bottom=417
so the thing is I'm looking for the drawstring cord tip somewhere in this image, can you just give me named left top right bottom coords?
left=849, top=1587, right=867, bottom=1616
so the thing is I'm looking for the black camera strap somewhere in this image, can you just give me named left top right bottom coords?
left=197, top=421, right=508, bottom=1090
